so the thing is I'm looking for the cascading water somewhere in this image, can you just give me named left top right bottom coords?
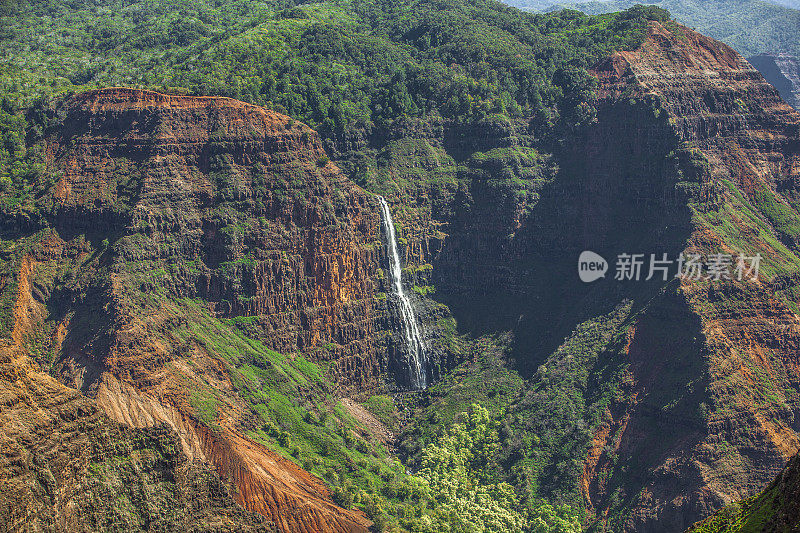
left=377, top=196, right=428, bottom=389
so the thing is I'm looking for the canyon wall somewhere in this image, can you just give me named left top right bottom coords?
left=574, top=22, right=800, bottom=530
left=687, top=449, right=800, bottom=531
left=2, top=19, right=800, bottom=532
left=359, top=20, right=800, bottom=532
left=0, top=247, right=273, bottom=532
left=0, top=88, right=387, bottom=532
left=748, top=53, right=800, bottom=111
left=50, top=88, right=382, bottom=391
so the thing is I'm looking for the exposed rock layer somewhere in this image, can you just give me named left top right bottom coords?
left=3, top=21, right=800, bottom=533
left=0, top=253, right=273, bottom=532
left=686, top=450, right=800, bottom=532
left=581, top=22, right=800, bottom=531
left=748, top=53, right=800, bottom=111
left=1, top=88, right=376, bottom=532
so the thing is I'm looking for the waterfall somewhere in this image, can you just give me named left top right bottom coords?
left=377, top=196, right=428, bottom=389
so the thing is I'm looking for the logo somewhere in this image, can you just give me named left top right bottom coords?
left=578, top=251, right=608, bottom=283
left=577, top=251, right=761, bottom=282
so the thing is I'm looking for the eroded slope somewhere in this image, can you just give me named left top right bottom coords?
left=575, top=21, right=800, bottom=530
left=1, top=88, right=377, bottom=533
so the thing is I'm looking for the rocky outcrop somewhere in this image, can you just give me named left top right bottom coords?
left=577, top=22, right=800, bottom=531
left=0, top=88, right=379, bottom=532
left=50, top=88, right=382, bottom=391
left=748, top=53, right=800, bottom=111
left=687, top=450, right=800, bottom=532
left=0, top=252, right=273, bottom=532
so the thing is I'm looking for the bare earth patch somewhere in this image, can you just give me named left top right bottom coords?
left=340, top=397, right=395, bottom=447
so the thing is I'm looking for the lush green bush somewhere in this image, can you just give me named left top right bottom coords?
left=409, top=404, right=582, bottom=532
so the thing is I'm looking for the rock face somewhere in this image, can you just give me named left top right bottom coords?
left=0, top=88, right=378, bottom=532
left=3, top=21, right=800, bottom=533
left=0, top=254, right=273, bottom=531
left=51, top=88, right=382, bottom=391
left=748, top=53, right=800, bottom=111
left=577, top=22, right=800, bottom=530
left=368, top=20, right=800, bottom=532
left=686, top=450, right=800, bottom=532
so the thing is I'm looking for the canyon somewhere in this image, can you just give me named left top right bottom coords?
left=1, top=7, right=800, bottom=533
left=748, top=53, right=800, bottom=111
left=0, top=88, right=378, bottom=532
left=351, top=19, right=800, bottom=531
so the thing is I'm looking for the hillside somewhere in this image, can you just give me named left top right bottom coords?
left=750, top=53, right=800, bottom=109
left=504, top=0, right=800, bottom=59
left=3, top=1, right=800, bottom=532
left=0, top=88, right=378, bottom=532
left=0, top=345, right=275, bottom=531
left=687, top=451, right=800, bottom=532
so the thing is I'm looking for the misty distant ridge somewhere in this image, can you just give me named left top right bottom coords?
left=767, top=0, right=800, bottom=8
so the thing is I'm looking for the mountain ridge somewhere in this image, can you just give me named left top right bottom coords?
left=3, top=2, right=800, bottom=531
left=505, top=0, right=800, bottom=58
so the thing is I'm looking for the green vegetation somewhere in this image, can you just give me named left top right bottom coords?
left=0, top=0, right=668, bottom=131
left=159, top=294, right=590, bottom=531
left=412, top=404, right=581, bottom=532
left=0, top=103, right=50, bottom=219
left=8, top=0, right=799, bottom=530
left=363, top=395, right=400, bottom=428
left=411, top=284, right=435, bottom=296
left=189, top=389, right=220, bottom=429
left=752, top=185, right=800, bottom=242
left=145, top=293, right=573, bottom=531
left=153, top=297, right=424, bottom=529
left=692, top=179, right=800, bottom=282
left=402, top=336, right=524, bottom=455
left=687, top=489, right=779, bottom=533
left=520, top=0, right=800, bottom=58
left=500, top=303, right=634, bottom=507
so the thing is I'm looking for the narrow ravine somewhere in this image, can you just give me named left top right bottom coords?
left=377, top=196, right=428, bottom=389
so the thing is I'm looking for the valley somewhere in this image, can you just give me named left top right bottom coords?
left=1, top=1, right=800, bottom=532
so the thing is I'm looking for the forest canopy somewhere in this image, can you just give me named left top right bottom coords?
left=0, top=0, right=669, bottom=131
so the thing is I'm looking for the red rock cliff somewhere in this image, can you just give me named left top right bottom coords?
left=4, top=88, right=378, bottom=532
left=579, top=22, right=800, bottom=531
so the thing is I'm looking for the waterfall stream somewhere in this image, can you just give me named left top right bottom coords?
left=377, top=196, right=428, bottom=389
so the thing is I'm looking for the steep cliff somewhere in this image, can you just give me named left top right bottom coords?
left=0, top=247, right=273, bottom=532
left=383, top=20, right=800, bottom=532
left=748, top=53, right=800, bottom=111
left=48, top=88, right=382, bottom=391
left=3, top=9, right=800, bottom=533
left=556, top=22, right=800, bottom=530
left=687, top=450, right=800, bottom=532
left=0, top=88, right=382, bottom=532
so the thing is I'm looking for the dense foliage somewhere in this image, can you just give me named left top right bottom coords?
left=514, top=0, right=800, bottom=58
left=0, top=0, right=668, bottom=133
left=0, top=0, right=671, bottom=224
left=412, top=404, right=581, bottom=532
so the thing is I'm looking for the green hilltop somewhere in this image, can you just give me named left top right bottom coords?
left=505, top=0, right=800, bottom=58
